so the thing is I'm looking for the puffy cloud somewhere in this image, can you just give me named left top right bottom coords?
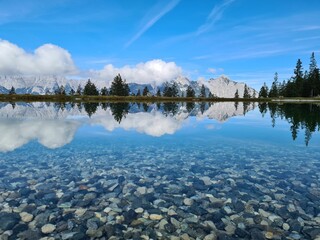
left=90, top=59, right=183, bottom=85
left=0, top=39, right=77, bottom=75
left=0, top=119, right=79, bottom=152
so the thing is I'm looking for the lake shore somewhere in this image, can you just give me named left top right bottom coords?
left=1, top=94, right=320, bottom=103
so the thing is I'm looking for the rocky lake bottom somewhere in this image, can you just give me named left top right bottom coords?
left=0, top=141, right=320, bottom=240
left=0, top=102, right=320, bottom=240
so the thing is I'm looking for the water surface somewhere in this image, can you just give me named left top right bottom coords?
left=0, top=102, right=319, bottom=240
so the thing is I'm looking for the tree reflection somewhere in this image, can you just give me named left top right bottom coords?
left=83, top=102, right=99, bottom=117
left=143, top=103, right=148, bottom=112
left=110, top=102, right=130, bottom=123
left=259, top=103, right=320, bottom=146
left=163, top=102, right=178, bottom=116
left=186, top=102, right=195, bottom=113
left=54, top=102, right=66, bottom=111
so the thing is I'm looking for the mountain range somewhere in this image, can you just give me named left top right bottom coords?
left=0, top=75, right=257, bottom=98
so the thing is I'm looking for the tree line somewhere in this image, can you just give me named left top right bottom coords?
left=259, top=52, right=320, bottom=98
left=5, top=73, right=253, bottom=99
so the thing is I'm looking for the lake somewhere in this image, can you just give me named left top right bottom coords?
left=0, top=101, right=319, bottom=240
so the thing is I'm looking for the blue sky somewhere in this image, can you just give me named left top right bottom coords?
left=0, top=0, right=320, bottom=89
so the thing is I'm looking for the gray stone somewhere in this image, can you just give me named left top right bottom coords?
left=0, top=212, right=20, bottom=231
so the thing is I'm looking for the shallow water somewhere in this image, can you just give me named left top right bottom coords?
left=0, top=102, right=319, bottom=240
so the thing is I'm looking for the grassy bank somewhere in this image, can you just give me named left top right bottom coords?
left=1, top=94, right=320, bottom=103
left=0, top=94, right=270, bottom=103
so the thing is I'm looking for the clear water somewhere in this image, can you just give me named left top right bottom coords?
left=0, top=102, right=319, bottom=240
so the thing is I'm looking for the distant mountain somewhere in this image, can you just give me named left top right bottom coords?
left=0, top=75, right=257, bottom=97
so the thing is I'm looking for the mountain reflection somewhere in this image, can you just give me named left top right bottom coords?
left=0, top=101, right=255, bottom=152
left=1, top=101, right=318, bottom=151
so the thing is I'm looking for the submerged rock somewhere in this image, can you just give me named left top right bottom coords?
left=0, top=212, right=20, bottom=230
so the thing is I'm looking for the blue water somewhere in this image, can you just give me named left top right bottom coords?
left=0, top=102, right=319, bottom=239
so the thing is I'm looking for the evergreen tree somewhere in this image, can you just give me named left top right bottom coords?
left=69, top=88, right=75, bottom=96
left=76, top=85, right=82, bottom=95
left=258, top=83, right=268, bottom=98
left=308, top=52, right=320, bottom=96
left=269, top=72, right=279, bottom=97
left=109, top=74, right=129, bottom=96
left=208, top=92, right=214, bottom=98
left=163, top=82, right=178, bottom=97
left=9, top=86, right=16, bottom=95
left=100, top=87, right=108, bottom=96
left=293, top=59, right=304, bottom=96
left=171, top=82, right=179, bottom=97
left=83, top=79, right=99, bottom=95
left=252, top=91, right=256, bottom=98
left=278, top=80, right=286, bottom=96
left=243, top=84, right=251, bottom=98
left=156, top=88, right=161, bottom=97
left=199, top=84, right=206, bottom=98
left=142, top=86, right=149, bottom=96
left=136, top=89, right=141, bottom=96
left=186, top=86, right=195, bottom=97
left=163, top=82, right=170, bottom=97
left=234, top=89, right=239, bottom=98
left=55, top=85, right=66, bottom=95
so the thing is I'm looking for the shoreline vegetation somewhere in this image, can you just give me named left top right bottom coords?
left=1, top=94, right=320, bottom=103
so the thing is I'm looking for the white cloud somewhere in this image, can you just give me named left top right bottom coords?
left=0, top=39, right=77, bottom=75
left=125, top=0, right=181, bottom=47
left=197, top=0, right=236, bottom=35
left=90, top=59, right=183, bottom=85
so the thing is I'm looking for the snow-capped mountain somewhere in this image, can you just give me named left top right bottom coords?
left=198, top=75, right=257, bottom=98
left=0, top=75, right=257, bottom=97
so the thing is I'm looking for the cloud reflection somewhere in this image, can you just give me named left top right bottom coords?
left=0, top=102, right=255, bottom=152
left=0, top=119, right=79, bottom=152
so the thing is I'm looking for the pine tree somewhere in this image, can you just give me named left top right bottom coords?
left=308, top=52, right=320, bottom=96
left=293, top=59, right=304, bottom=96
left=110, top=74, right=130, bottom=96
left=258, top=83, right=269, bottom=98
left=234, top=89, right=239, bottom=98
left=199, top=84, right=206, bottom=98
left=269, top=72, right=279, bottom=98
left=186, top=86, right=195, bottom=97
left=83, top=79, right=99, bottom=95
left=243, top=84, right=251, bottom=98
left=163, top=82, right=178, bottom=97
left=156, top=88, right=161, bottom=97
left=55, top=85, right=66, bottom=95
left=136, top=89, right=141, bottom=96
left=76, top=84, right=82, bottom=95
left=9, top=86, right=16, bottom=95
left=142, top=86, right=149, bottom=96
left=171, top=82, right=179, bottom=97
left=69, top=88, right=75, bottom=95
left=100, top=87, right=108, bottom=96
